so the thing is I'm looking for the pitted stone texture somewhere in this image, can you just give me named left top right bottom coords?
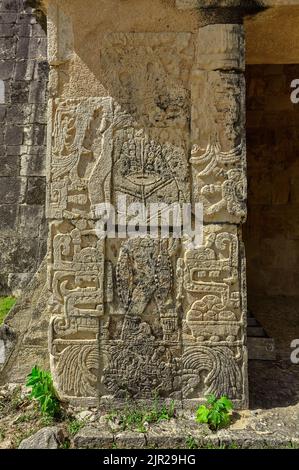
left=0, top=0, right=48, bottom=295
left=176, top=0, right=251, bottom=8
left=18, top=427, right=64, bottom=449
left=70, top=405, right=299, bottom=449
left=190, top=24, right=246, bottom=224
left=115, top=431, right=146, bottom=449
left=48, top=224, right=247, bottom=406
left=181, top=225, right=248, bottom=408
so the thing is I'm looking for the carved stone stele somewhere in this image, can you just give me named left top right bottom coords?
left=46, top=1, right=248, bottom=408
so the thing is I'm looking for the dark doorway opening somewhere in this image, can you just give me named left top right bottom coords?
left=244, top=64, right=299, bottom=408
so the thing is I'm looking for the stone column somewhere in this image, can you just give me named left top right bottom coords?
left=182, top=18, right=248, bottom=408
left=45, top=0, right=248, bottom=409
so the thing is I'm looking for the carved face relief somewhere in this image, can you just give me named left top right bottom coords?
left=113, top=129, right=190, bottom=206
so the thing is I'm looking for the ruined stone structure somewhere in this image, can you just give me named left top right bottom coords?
left=44, top=0, right=255, bottom=408
left=2, top=0, right=299, bottom=410
left=0, top=0, right=48, bottom=296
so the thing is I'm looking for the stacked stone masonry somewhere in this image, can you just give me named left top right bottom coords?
left=0, top=0, right=48, bottom=295
left=46, top=1, right=248, bottom=408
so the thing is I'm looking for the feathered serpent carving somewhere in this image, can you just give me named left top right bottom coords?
left=55, top=343, right=99, bottom=397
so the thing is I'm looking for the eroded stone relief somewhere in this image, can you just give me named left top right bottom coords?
left=47, top=17, right=248, bottom=407
left=49, top=219, right=104, bottom=399
left=190, top=24, right=247, bottom=224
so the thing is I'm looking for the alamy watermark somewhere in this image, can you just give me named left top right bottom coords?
left=94, top=195, right=203, bottom=250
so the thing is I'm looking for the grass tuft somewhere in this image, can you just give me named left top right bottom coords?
left=0, top=296, right=16, bottom=325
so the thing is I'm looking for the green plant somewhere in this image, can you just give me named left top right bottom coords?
left=287, top=441, right=299, bottom=449
left=228, top=442, right=239, bottom=449
left=204, top=442, right=239, bottom=449
left=26, top=366, right=61, bottom=417
left=204, top=442, right=227, bottom=449
left=196, top=394, right=233, bottom=431
left=0, top=296, right=16, bottom=324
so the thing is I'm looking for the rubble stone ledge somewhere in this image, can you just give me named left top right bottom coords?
left=72, top=406, right=299, bottom=449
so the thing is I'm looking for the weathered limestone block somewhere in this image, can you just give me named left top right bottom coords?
left=73, top=425, right=114, bottom=449
left=47, top=97, right=113, bottom=219
left=47, top=30, right=194, bottom=219
left=101, top=237, right=182, bottom=401
left=48, top=224, right=247, bottom=406
left=115, top=431, right=146, bottom=449
left=45, top=1, right=248, bottom=409
left=48, top=219, right=104, bottom=402
left=191, top=24, right=246, bottom=224
left=0, top=0, right=48, bottom=295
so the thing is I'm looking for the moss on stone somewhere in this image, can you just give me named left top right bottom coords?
left=0, top=297, right=16, bottom=325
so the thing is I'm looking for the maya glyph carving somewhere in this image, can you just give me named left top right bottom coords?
left=190, top=138, right=247, bottom=221
left=190, top=24, right=246, bottom=223
left=102, top=237, right=182, bottom=399
left=181, top=225, right=246, bottom=403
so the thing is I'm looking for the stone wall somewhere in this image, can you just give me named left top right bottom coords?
left=0, top=0, right=48, bottom=296
left=245, top=64, right=299, bottom=298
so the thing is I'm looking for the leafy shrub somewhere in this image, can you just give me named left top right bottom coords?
left=196, top=394, right=233, bottom=431
left=26, top=366, right=61, bottom=417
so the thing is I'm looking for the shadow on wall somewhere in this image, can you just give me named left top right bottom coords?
left=0, top=0, right=48, bottom=296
